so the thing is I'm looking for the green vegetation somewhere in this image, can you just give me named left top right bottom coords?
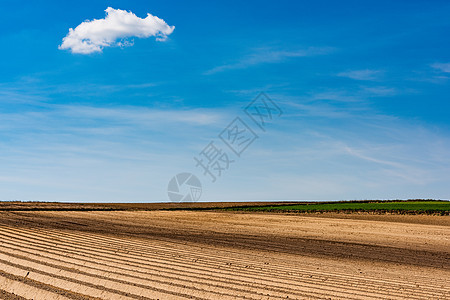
left=225, top=201, right=450, bottom=215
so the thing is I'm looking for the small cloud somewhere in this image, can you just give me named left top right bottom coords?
left=337, top=69, right=382, bottom=81
left=59, top=7, right=174, bottom=54
left=362, top=86, right=397, bottom=96
left=205, top=47, right=334, bottom=75
left=431, top=63, right=450, bottom=73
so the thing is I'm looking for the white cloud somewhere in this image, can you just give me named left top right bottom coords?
left=431, top=63, right=450, bottom=73
left=59, top=7, right=174, bottom=54
left=337, top=69, right=382, bottom=81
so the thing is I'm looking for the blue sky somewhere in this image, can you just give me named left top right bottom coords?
left=0, top=0, right=449, bottom=202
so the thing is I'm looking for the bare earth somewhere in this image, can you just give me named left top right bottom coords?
left=0, top=209, right=448, bottom=299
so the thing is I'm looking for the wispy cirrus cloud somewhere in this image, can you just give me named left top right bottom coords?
left=205, top=47, right=334, bottom=75
left=2, top=86, right=450, bottom=201
left=360, top=86, right=398, bottom=96
left=59, top=7, right=174, bottom=54
left=0, top=104, right=224, bottom=132
left=215, top=101, right=450, bottom=200
left=56, top=105, right=224, bottom=127
left=431, top=62, right=450, bottom=73
left=337, top=69, right=382, bottom=81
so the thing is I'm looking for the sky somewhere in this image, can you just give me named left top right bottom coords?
left=0, top=0, right=449, bottom=202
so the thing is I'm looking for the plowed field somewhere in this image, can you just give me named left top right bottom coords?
left=0, top=210, right=448, bottom=299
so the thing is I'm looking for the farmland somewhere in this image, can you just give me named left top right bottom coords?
left=224, top=200, right=450, bottom=214
left=0, top=203, right=448, bottom=299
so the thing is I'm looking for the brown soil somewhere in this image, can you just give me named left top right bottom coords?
left=0, top=201, right=303, bottom=211
left=0, top=209, right=448, bottom=299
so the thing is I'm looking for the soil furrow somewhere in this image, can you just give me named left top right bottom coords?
left=0, top=227, right=442, bottom=299
left=0, top=226, right=422, bottom=299
left=1, top=225, right=446, bottom=297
